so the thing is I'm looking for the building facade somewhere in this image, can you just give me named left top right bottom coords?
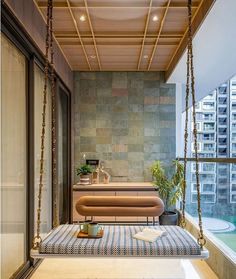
left=185, top=76, right=236, bottom=216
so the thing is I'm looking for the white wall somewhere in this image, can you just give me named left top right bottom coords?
left=168, top=0, right=236, bottom=111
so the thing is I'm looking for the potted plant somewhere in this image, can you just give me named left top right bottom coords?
left=151, top=160, right=184, bottom=225
left=76, top=164, right=93, bottom=185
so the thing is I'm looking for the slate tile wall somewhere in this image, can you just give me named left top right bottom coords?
left=74, top=72, right=176, bottom=182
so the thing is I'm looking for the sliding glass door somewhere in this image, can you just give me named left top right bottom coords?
left=1, top=34, right=27, bottom=279
left=57, top=87, right=70, bottom=224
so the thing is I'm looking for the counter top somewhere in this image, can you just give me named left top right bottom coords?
left=73, top=182, right=156, bottom=191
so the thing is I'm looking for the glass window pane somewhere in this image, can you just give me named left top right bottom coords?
left=1, top=34, right=27, bottom=278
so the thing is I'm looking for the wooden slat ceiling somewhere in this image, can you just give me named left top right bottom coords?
left=34, top=0, right=204, bottom=71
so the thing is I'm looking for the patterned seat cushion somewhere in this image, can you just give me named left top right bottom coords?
left=39, top=225, right=201, bottom=256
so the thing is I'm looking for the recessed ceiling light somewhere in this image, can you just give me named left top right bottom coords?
left=80, top=15, right=86, bottom=22
left=152, top=15, right=158, bottom=22
left=90, top=55, right=96, bottom=59
left=143, top=55, right=148, bottom=59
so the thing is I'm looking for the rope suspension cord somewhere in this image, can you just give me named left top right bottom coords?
left=49, top=0, right=59, bottom=229
left=181, top=0, right=206, bottom=249
left=32, top=0, right=56, bottom=249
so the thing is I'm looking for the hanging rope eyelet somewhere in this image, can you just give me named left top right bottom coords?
left=197, top=236, right=206, bottom=248
left=32, top=236, right=42, bottom=250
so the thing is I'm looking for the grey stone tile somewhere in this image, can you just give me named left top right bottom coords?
left=80, top=137, right=96, bottom=145
left=129, top=112, right=144, bottom=121
left=128, top=160, right=144, bottom=169
left=128, top=152, right=144, bottom=161
left=80, top=120, right=95, bottom=128
left=112, top=160, right=129, bottom=176
left=127, top=72, right=144, bottom=80
left=112, top=119, right=128, bottom=129
left=112, top=136, right=128, bottom=144
left=112, top=72, right=128, bottom=88
left=96, top=119, right=112, bottom=128
left=79, top=72, right=96, bottom=80
left=96, top=72, right=112, bottom=80
left=144, top=105, right=159, bottom=112
left=96, top=144, right=112, bottom=153
left=143, top=72, right=162, bottom=81
left=112, top=152, right=128, bottom=160
left=144, top=80, right=160, bottom=88
left=96, top=78, right=112, bottom=88
left=129, top=104, right=144, bottom=112
left=97, top=88, right=112, bottom=97
left=128, top=96, right=144, bottom=104
left=112, top=128, right=129, bottom=136
left=144, top=144, right=161, bottom=153
left=128, top=144, right=144, bottom=152
left=128, top=135, right=144, bottom=144
left=80, top=144, right=96, bottom=152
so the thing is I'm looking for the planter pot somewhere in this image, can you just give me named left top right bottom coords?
left=159, top=211, right=178, bottom=225
left=79, top=174, right=91, bottom=185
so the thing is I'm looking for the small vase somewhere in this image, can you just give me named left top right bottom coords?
left=79, top=174, right=91, bottom=185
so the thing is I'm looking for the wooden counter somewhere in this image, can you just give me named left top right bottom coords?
left=73, top=182, right=156, bottom=192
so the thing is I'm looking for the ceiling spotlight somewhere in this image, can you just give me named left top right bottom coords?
left=152, top=15, right=158, bottom=22
left=80, top=15, right=86, bottom=22
left=143, top=55, right=148, bottom=59
left=90, top=55, right=96, bottom=59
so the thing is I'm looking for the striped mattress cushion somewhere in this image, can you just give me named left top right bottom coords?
left=39, top=225, right=201, bottom=256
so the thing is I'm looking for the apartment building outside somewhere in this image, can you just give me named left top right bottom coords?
left=185, top=76, right=236, bottom=217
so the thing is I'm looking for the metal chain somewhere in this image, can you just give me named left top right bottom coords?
left=187, top=0, right=206, bottom=248
left=49, top=0, right=59, bottom=229
left=32, top=0, right=52, bottom=250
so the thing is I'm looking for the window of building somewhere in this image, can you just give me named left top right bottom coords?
left=202, top=184, right=215, bottom=192
left=219, top=137, right=227, bottom=145
left=203, top=122, right=215, bottom=131
left=218, top=107, right=227, bottom=114
left=231, top=184, right=236, bottom=191
left=232, top=144, right=236, bottom=151
left=232, top=103, right=236, bottom=110
left=230, top=194, right=236, bottom=203
left=203, top=102, right=215, bottom=110
left=218, top=97, right=227, bottom=105
left=218, top=117, right=227, bottom=125
left=203, top=143, right=215, bottom=151
left=203, top=113, right=214, bottom=120
left=218, top=147, right=227, bottom=155
left=219, top=86, right=227, bottom=94
left=232, top=174, right=236, bottom=181
left=203, top=133, right=214, bottom=141
left=218, top=127, right=227, bottom=135
left=202, top=194, right=216, bottom=203
left=232, top=123, right=236, bottom=131
left=231, top=164, right=236, bottom=171
left=203, top=163, right=215, bottom=172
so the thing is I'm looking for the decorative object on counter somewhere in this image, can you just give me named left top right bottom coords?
left=76, top=164, right=93, bottom=185
left=86, top=159, right=100, bottom=184
left=151, top=160, right=184, bottom=225
left=92, top=167, right=100, bottom=184
left=100, top=163, right=111, bottom=184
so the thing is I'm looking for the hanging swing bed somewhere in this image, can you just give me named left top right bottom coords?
left=31, top=0, right=209, bottom=260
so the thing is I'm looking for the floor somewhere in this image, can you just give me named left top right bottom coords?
left=30, top=258, right=218, bottom=279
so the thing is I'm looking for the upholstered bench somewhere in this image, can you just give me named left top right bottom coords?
left=76, top=196, right=164, bottom=225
